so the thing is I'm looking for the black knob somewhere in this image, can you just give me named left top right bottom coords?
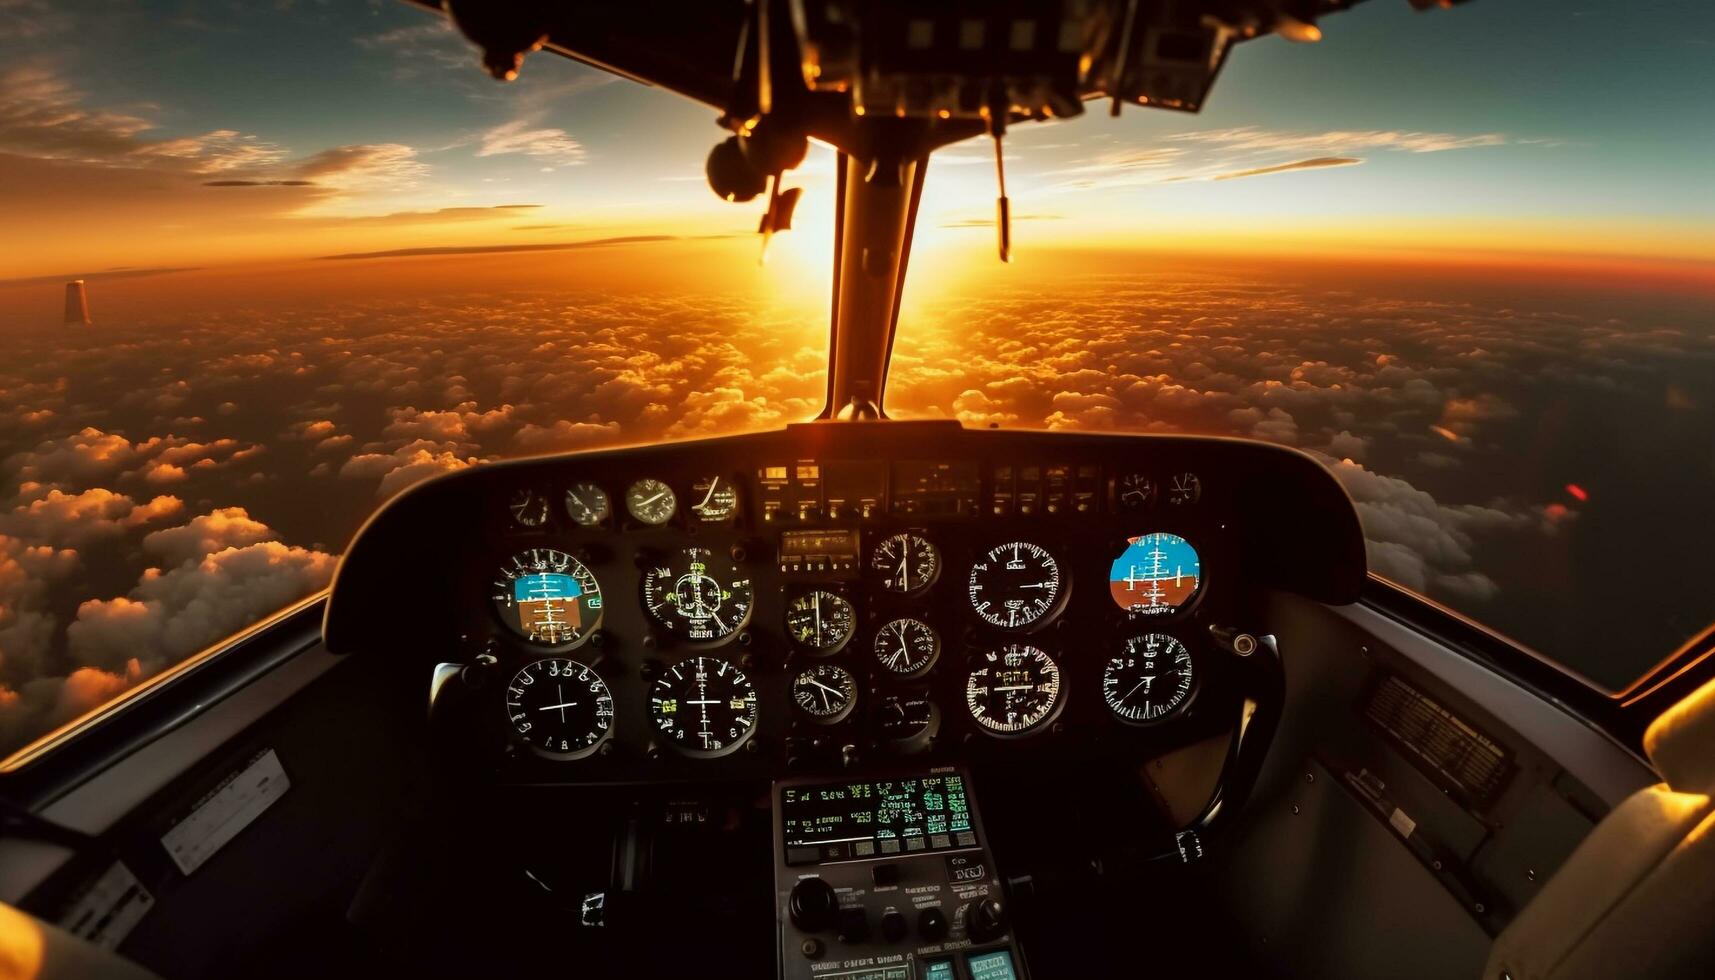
left=967, top=897, right=1007, bottom=942
left=881, top=910, right=907, bottom=943
left=789, top=878, right=838, bottom=933
left=917, top=907, right=948, bottom=942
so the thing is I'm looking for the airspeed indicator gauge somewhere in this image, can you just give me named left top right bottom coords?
left=792, top=663, right=856, bottom=724
left=967, top=541, right=1065, bottom=630
left=491, top=548, right=604, bottom=646
left=504, top=658, right=613, bottom=759
left=785, top=590, right=855, bottom=653
left=641, top=546, right=754, bottom=642
left=626, top=478, right=677, bottom=525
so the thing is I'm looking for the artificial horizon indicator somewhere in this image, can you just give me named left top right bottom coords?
left=1109, top=532, right=1201, bottom=615
left=504, top=658, right=614, bottom=758
left=491, top=548, right=604, bottom=645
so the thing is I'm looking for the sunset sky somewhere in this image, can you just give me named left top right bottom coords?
left=2, top=0, right=1712, bottom=286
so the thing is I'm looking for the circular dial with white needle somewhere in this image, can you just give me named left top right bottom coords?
left=871, top=532, right=940, bottom=595
left=785, top=590, right=855, bottom=653
left=564, top=482, right=610, bottom=526
left=689, top=475, right=740, bottom=523
left=1103, top=633, right=1196, bottom=724
left=1117, top=473, right=1156, bottom=510
left=967, top=541, right=1065, bottom=630
left=641, top=546, right=754, bottom=642
left=649, top=655, right=759, bottom=757
left=625, top=477, right=677, bottom=525
left=504, top=658, right=613, bottom=759
left=872, top=616, right=940, bottom=678
left=792, top=663, right=856, bottom=724
left=509, top=488, right=550, bottom=528
left=1168, top=471, right=1202, bottom=506
left=964, top=643, right=1063, bottom=736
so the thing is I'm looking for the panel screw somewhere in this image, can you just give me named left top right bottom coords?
left=1526, top=869, right=1536, bottom=882
left=1305, top=772, right=1315, bottom=784
left=1290, top=804, right=1300, bottom=815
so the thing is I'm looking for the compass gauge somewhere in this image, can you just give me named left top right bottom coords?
left=792, top=663, right=856, bottom=723
left=626, top=478, right=677, bottom=525
left=967, top=541, right=1065, bottom=630
left=1103, top=634, right=1196, bottom=724
left=641, top=547, right=754, bottom=642
left=872, top=617, right=940, bottom=678
left=649, top=655, right=759, bottom=757
left=504, top=658, right=613, bottom=758
left=785, top=590, right=855, bottom=653
left=491, top=548, right=604, bottom=646
left=871, top=532, right=940, bottom=595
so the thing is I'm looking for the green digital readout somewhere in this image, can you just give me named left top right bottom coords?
left=781, top=775, right=974, bottom=851
left=923, top=960, right=956, bottom=980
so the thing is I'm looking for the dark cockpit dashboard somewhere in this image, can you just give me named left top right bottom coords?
left=325, top=420, right=1364, bottom=790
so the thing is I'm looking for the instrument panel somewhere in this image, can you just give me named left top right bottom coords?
left=325, top=421, right=1365, bottom=784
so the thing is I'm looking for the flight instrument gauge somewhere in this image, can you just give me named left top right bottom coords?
left=965, top=644, right=1063, bottom=736
left=649, top=655, right=759, bottom=756
left=626, top=478, right=677, bottom=525
left=564, top=482, right=610, bottom=526
left=785, top=590, right=855, bottom=653
left=1117, top=473, right=1156, bottom=510
left=1103, top=633, right=1196, bottom=725
left=967, top=541, right=1065, bottom=630
left=641, top=546, right=754, bottom=641
left=792, top=663, right=856, bottom=723
left=491, top=548, right=604, bottom=646
left=874, top=692, right=939, bottom=753
left=1108, top=532, right=1201, bottom=616
left=689, top=475, right=740, bottom=523
left=1168, top=472, right=1202, bottom=506
left=504, top=658, right=614, bottom=758
left=509, top=488, right=550, bottom=528
left=871, top=532, right=940, bottom=595
left=873, top=617, right=940, bottom=678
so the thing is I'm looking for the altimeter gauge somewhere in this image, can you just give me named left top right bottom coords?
left=871, top=532, right=940, bottom=595
left=785, top=590, right=855, bottom=653
left=873, top=617, right=940, bottom=678
left=564, top=482, right=610, bottom=526
left=792, top=663, right=856, bottom=724
left=649, top=655, right=759, bottom=756
left=967, top=541, right=1065, bottom=630
left=689, top=475, right=740, bottom=523
left=641, top=546, right=754, bottom=641
left=504, top=658, right=614, bottom=758
left=1103, top=633, right=1196, bottom=724
left=491, top=548, right=604, bottom=646
left=626, top=477, right=677, bottom=525
left=964, top=644, right=1063, bottom=736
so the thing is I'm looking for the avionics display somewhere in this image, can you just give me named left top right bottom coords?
left=781, top=775, right=974, bottom=860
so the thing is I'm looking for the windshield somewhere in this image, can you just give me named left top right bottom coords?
left=1, top=0, right=1711, bottom=756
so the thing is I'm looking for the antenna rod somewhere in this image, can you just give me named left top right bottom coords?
left=991, top=115, right=1011, bottom=263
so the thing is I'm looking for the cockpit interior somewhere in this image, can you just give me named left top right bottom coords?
left=2, top=2, right=1713, bottom=979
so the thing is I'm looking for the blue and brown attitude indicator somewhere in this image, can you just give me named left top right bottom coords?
left=1108, top=532, right=1201, bottom=616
